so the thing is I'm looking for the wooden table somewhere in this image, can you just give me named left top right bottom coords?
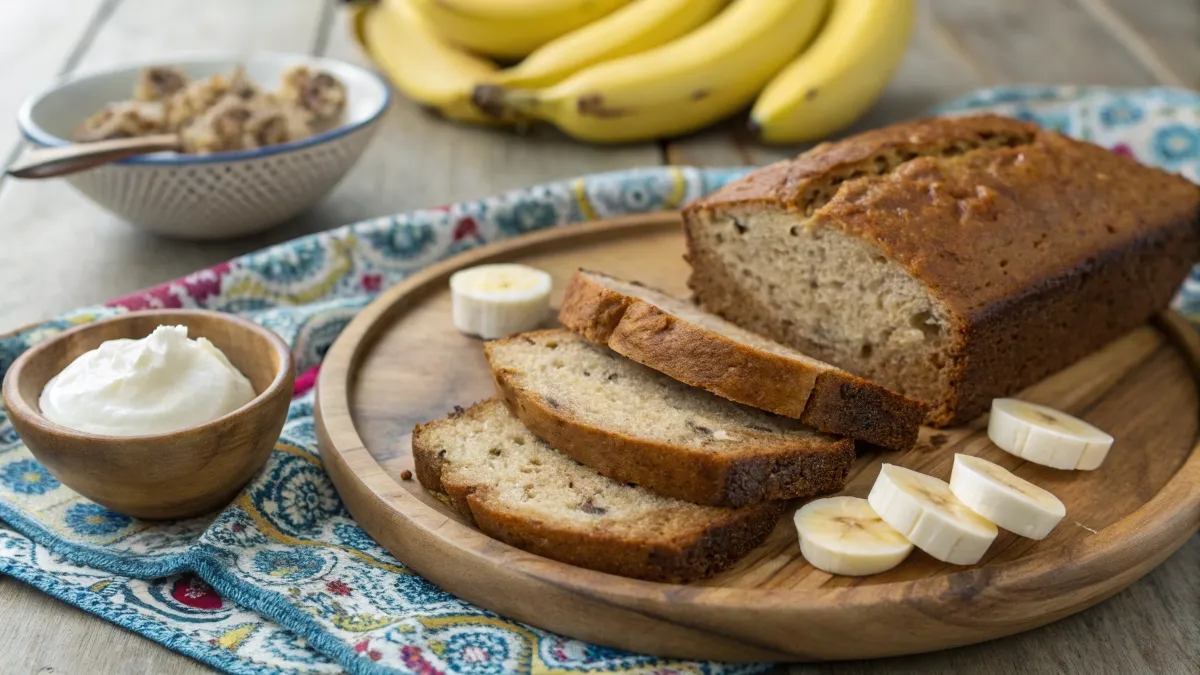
left=0, top=1, right=1196, bottom=673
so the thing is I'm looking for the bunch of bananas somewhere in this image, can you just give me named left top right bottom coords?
left=351, top=0, right=915, bottom=144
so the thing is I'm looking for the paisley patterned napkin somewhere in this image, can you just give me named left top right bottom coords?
left=0, top=87, right=1196, bottom=674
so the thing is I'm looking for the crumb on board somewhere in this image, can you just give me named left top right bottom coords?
left=400, top=470, right=413, bottom=481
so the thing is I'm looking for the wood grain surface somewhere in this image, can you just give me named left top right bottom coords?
left=315, top=213, right=1200, bottom=662
left=1, top=0, right=1198, bottom=672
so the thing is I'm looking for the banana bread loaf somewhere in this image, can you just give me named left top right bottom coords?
left=412, top=399, right=783, bottom=582
left=683, top=114, right=1200, bottom=426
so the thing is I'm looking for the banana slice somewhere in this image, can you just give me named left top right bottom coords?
left=949, top=454, right=1065, bottom=540
left=988, top=398, right=1114, bottom=470
left=794, top=496, right=913, bottom=576
left=868, top=464, right=998, bottom=565
left=450, top=264, right=552, bottom=339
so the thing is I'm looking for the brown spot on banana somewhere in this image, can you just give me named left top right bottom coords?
left=690, top=89, right=710, bottom=101
left=577, top=94, right=633, bottom=118
left=471, top=85, right=512, bottom=119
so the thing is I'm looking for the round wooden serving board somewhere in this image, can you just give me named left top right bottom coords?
left=315, top=212, right=1200, bottom=662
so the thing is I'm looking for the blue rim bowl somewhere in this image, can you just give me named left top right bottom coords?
left=17, top=51, right=392, bottom=166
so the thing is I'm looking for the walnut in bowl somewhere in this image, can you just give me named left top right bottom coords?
left=17, top=53, right=389, bottom=240
left=77, top=64, right=349, bottom=155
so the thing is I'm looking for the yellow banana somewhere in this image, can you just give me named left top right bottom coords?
left=474, top=0, right=830, bottom=143
left=750, top=0, right=916, bottom=144
left=414, top=0, right=624, bottom=19
left=404, top=0, right=633, bottom=60
left=352, top=1, right=505, bottom=125
left=490, top=0, right=730, bottom=89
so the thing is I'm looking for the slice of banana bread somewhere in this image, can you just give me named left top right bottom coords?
left=683, top=114, right=1200, bottom=426
left=484, top=329, right=855, bottom=507
left=558, top=270, right=924, bottom=450
left=412, top=399, right=784, bottom=582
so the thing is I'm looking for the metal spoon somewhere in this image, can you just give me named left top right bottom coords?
left=5, top=133, right=182, bottom=179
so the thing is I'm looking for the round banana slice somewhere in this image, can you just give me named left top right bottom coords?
left=794, top=496, right=914, bottom=576
left=868, top=464, right=998, bottom=566
left=988, top=398, right=1114, bottom=470
left=450, top=264, right=552, bottom=339
left=949, top=454, right=1065, bottom=540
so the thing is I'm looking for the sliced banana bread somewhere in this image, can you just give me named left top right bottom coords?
left=484, top=329, right=855, bottom=507
left=684, top=114, right=1200, bottom=426
left=412, top=399, right=784, bottom=582
left=557, top=270, right=924, bottom=450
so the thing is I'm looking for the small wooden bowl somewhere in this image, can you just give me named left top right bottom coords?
left=2, top=310, right=294, bottom=519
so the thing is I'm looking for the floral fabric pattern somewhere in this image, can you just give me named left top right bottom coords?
left=0, top=458, right=59, bottom=495
left=0, top=87, right=1196, bottom=674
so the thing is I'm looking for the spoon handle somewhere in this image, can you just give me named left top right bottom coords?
left=5, top=134, right=182, bottom=179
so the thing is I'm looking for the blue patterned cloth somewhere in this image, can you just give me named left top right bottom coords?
left=0, top=87, right=1197, bottom=674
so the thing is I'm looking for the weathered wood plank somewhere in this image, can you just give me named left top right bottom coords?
left=0, top=0, right=328, bottom=666
left=0, top=576, right=214, bottom=674
left=930, top=0, right=1160, bottom=86
left=0, top=0, right=327, bottom=328
left=294, top=7, right=661, bottom=230
left=0, top=0, right=109, bottom=168
left=76, top=0, right=326, bottom=71
left=666, top=2, right=983, bottom=167
left=1080, top=0, right=1200, bottom=88
left=786, top=535, right=1199, bottom=674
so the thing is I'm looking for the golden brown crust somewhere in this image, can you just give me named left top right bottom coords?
left=487, top=343, right=855, bottom=507
left=411, top=402, right=783, bottom=582
left=685, top=114, right=1200, bottom=425
left=467, top=496, right=784, bottom=584
left=558, top=270, right=924, bottom=449
left=688, top=115, right=1041, bottom=219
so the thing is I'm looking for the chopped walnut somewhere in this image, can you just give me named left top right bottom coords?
left=281, top=106, right=315, bottom=142
left=133, top=67, right=188, bottom=102
left=76, top=101, right=167, bottom=141
left=180, top=96, right=254, bottom=154
left=277, top=65, right=347, bottom=128
left=164, top=74, right=232, bottom=130
left=76, top=63, right=347, bottom=153
left=243, top=109, right=289, bottom=148
left=228, top=66, right=259, bottom=101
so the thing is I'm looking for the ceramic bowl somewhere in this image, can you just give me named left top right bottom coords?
left=1, top=310, right=294, bottom=520
left=17, top=52, right=391, bottom=240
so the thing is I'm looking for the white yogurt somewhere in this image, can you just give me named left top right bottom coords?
left=39, top=325, right=256, bottom=436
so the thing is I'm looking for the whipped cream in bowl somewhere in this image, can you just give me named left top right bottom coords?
left=39, top=324, right=257, bottom=436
